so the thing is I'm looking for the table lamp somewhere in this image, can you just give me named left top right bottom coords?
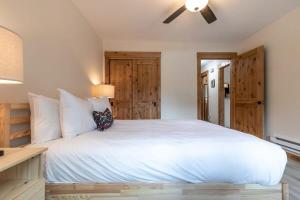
left=92, top=84, right=115, bottom=99
left=0, top=26, right=23, bottom=156
left=0, top=25, right=23, bottom=84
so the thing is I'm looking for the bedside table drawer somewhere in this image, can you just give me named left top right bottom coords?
left=1, top=179, right=45, bottom=200
left=0, top=148, right=47, bottom=200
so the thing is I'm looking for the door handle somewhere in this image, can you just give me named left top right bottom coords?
left=153, top=102, right=157, bottom=107
left=257, top=101, right=264, bottom=105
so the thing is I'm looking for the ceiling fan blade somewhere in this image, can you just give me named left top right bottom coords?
left=200, top=6, right=217, bottom=24
left=163, top=5, right=186, bottom=24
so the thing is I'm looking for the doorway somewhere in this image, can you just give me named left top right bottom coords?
left=197, top=53, right=236, bottom=127
left=197, top=48, right=265, bottom=139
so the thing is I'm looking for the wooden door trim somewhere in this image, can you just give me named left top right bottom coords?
left=197, top=52, right=237, bottom=120
left=105, top=51, right=161, bottom=59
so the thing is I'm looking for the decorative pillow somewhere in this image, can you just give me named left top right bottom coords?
left=58, top=89, right=96, bottom=138
left=93, top=108, right=114, bottom=131
left=88, top=97, right=112, bottom=112
left=28, top=93, right=62, bottom=144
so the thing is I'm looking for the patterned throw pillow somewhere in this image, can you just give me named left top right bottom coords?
left=93, top=108, right=113, bottom=131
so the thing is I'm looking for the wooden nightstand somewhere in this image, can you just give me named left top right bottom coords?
left=0, top=147, right=47, bottom=200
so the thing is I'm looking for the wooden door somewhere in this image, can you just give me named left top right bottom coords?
left=132, top=59, right=161, bottom=119
left=231, top=46, right=264, bottom=138
left=108, top=59, right=133, bottom=119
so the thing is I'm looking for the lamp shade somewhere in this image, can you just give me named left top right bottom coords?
left=0, top=26, right=23, bottom=84
left=92, top=84, right=115, bottom=98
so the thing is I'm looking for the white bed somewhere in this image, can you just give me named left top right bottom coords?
left=32, top=120, right=287, bottom=186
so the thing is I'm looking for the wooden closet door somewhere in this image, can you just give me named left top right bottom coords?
left=231, top=46, right=264, bottom=138
left=109, top=59, right=133, bottom=119
left=132, top=59, right=161, bottom=119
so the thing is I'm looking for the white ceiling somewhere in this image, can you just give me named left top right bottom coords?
left=72, top=0, right=300, bottom=43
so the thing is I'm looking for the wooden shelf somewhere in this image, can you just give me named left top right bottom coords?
left=10, top=130, right=31, bottom=141
left=10, top=116, right=30, bottom=125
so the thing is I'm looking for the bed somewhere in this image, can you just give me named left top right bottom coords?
left=0, top=103, right=289, bottom=200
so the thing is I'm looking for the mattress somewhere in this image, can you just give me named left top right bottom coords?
left=33, top=120, right=287, bottom=186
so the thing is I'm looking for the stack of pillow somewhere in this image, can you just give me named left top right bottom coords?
left=28, top=89, right=113, bottom=144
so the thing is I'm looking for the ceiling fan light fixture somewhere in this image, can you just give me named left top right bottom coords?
left=185, top=0, right=209, bottom=12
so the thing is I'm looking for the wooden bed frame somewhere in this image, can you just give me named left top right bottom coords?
left=0, top=103, right=289, bottom=200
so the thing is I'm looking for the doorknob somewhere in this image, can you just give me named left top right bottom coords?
left=153, top=102, right=157, bottom=107
left=257, top=101, right=264, bottom=105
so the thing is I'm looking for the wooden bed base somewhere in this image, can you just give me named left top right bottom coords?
left=46, top=183, right=289, bottom=200
left=0, top=104, right=289, bottom=199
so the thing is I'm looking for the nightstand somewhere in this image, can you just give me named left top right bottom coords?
left=0, top=147, right=47, bottom=200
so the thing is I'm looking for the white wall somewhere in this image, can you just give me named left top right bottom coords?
left=0, top=0, right=102, bottom=102
left=104, top=40, right=237, bottom=120
left=239, top=6, right=300, bottom=143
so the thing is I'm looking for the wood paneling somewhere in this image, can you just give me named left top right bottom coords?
left=0, top=104, right=10, bottom=147
left=133, top=59, right=161, bottom=119
left=105, top=52, right=161, bottom=120
left=109, top=59, right=133, bottom=120
left=231, top=46, right=264, bottom=138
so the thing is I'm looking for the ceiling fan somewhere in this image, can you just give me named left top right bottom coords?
left=163, top=0, right=217, bottom=24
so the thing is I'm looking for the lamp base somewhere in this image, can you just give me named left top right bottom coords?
left=0, top=150, right=4, bottom=157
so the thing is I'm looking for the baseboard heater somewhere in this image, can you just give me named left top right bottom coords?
left=270, top=136, right=300, bottom=156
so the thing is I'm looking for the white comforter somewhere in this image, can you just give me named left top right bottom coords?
left=36, top=120, right=287, bottom=185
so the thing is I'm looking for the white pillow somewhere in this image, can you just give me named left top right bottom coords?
left=58, top=89, right=96, bottom=138
left=88, top=97, right=112, bottom=112
left=28, top=93, right=61, bottom=144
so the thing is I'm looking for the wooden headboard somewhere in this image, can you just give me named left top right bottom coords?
left=0, top=103, right=31, bottom=148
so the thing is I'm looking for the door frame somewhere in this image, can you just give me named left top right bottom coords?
left=197, top=52, right=237, bottom=125
left=104, top=51, right=162, bottom=119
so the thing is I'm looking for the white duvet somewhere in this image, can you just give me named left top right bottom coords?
left=35, top=120, right=287, bottom=186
